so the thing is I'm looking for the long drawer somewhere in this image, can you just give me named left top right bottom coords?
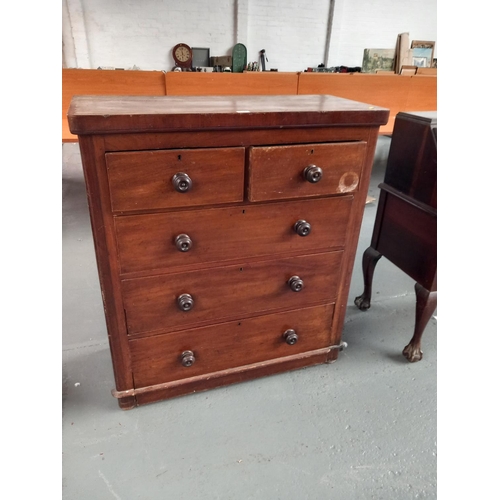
left=115, top=196, right=353, bottom=274
left=130, top=304, right=335, bottom=387
left=248, top=142, right=367, bottom=202
left=106, top=147, right=245, bottom=212
left=121, top=251, right=343, bottom=335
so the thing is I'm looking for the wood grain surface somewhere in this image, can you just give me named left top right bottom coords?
left=121, top=251, right=343, bottom=335
left=130, top=304, right=334, bottom=387
left=68, top=94, right=389, bottom=135
left=248, top=141, right=367, bottom=201
left=106, top=147, right=245, bottom=212
left=114, top=196, right=353, bottom=274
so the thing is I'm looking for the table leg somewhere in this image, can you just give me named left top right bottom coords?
left=354, top=246, right=382, bottom=311
left=403, top=283, right=437, bottom=362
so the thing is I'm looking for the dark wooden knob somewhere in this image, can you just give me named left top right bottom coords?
left=303, top=165, right=323, bottom=183
left=175, top=234, right=192, bottom=252
left=294, top=220, right=311, bottom=236
left=288, top=275, right=304, bottom=292
left=180, top=350, right=195, bottom=367
left=172, top=172, right=192, bottom=192
left=283, top=329, right=299, bottom=345
left=177, top=293, right=194, bottom=311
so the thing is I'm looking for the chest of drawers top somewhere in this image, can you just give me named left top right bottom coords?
left=68, top=94, right=389, bottom=136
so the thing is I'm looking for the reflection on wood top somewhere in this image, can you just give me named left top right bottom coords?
left=68, top=94, right=389, bottom=135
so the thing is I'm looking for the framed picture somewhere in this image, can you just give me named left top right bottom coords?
left=192, top=47, right=210, bottom=68
left=411, top=41, right=435, bottom=68
left=362, top=48, right=395, bottom=73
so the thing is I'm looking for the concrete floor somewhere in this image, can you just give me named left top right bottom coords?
left=62, top=136, right=437, bottom=499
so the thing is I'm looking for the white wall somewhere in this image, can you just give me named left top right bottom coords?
left=62, top=0, right=437, bottom=72
left=246, top=0, right=332, bottom=71
left=329, top=0, right=437, bottom=67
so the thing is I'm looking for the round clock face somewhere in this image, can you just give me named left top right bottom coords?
left=175, top=46, right=190, bottom=62
left=173, top=43, right=192, bottom=67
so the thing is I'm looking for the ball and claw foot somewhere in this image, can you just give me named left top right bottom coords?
left=403, top=343, right=423, bottom=363
left=402, top=284, right=436, bottom=363
left=354, top=293, right=371, bottom=310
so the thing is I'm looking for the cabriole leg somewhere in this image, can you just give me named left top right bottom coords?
left=354, top=246, right=382, bottom=311
left=403, top=283, right=437, bottom=362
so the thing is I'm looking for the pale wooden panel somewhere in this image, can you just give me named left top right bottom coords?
left=62, top=119, right=78, bottom=143
left=298, top=73, right=412, bottom=135
left=165, top=72, right=299, bottom=96
left=416, top=68, right=437, bottom=76
left=62, top=68, right=166, bottom=119
left=297, top=73, right=408, bottom=108
left=405, top=76, right=437, bottom=112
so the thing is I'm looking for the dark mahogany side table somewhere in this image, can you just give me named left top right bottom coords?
left=354, top=111, right=437, bottom=362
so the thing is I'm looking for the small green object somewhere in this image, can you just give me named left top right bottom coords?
left=232, top=43, right=247, bottom=73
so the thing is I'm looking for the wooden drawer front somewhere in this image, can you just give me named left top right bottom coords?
left=106, top=147, right=245, bottom=212
left=248, top=142, right=367, bottom=202
left=115, top=196, right=353, bottom=274
left=122, top=251, right=343, bottom=335
left=130, top=304, right=335, bottom=387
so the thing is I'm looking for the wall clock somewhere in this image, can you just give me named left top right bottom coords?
left=172, top=43, right=193, bottom=68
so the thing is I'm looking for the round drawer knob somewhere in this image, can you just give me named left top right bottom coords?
left=181, top=350, right=195, bottom=367
left=288, top=275, right=304, bottom=292
left=172, top=172, right=192, bottom=192
left=177, top=293, right=194, bottom=311
left=175, top=234, right=192, bottom=252
left=303, top=165, right=323, bottom=183
left=294, top=220, right=311, bottom=237
left=283, top=329, right=299, bottom=345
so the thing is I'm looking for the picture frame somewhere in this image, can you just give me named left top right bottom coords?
left=362, top=48, right=395, bottom=73
left=192, top=47, right=210, bottom=68
left=410, top=41, right=435, bottom=68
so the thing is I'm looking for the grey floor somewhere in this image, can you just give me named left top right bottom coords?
left=62, top=136, right=437, bottom=499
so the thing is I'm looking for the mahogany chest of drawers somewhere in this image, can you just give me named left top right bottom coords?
left=68, top=95, right=389, bottom=409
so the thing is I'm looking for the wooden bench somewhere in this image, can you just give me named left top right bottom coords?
left=297, top=73, right=437, bottom=135
left=63, top=69, right=436, bottom=141
left=62, top=69, right=166, bottom=142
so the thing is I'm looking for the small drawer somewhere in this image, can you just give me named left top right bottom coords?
left=121, top=251, right=343, bottom=335
left=248, top=142, right=367, bottom=202
left=106, top=147, right=245, bottom=212
left=129, top=304, right=335, bottom=388
left=115, top=196, right=353, bottom=274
